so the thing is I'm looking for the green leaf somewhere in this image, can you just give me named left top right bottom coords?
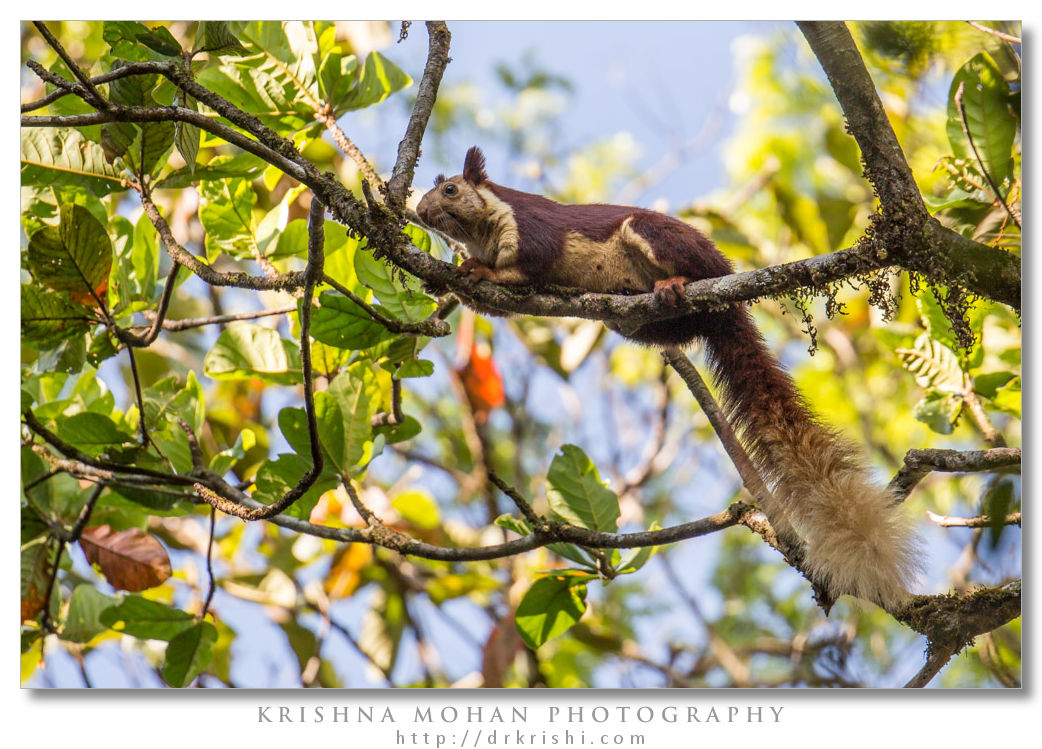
left=20, top=285, right=94, bottom=347
left=162, top=621, right=218, bottom=687
left=133, top=121, right=176, bottom=178
left=86, top=329, right=119, bottom=367
left=174, top=94, right=200, bottom=173
left=390, top=359, right=434, bottom=379
left=56, top=412, right=135, bottom=452
left=947, top=52, right=1017, bottom=189
left=195, top=21, right=250, bottom=56
left=990, top=376, right=1021, bottom=418
left=44, top=59, right=102, bottom=142
left=21, top=537, right=57, bottom=624
left=62, top=585, right=119, bottom=643
left=27, top=204, right=113, bottom=304
left=373, top=415, right=421, bottom=444
left=103, top=21, right=182, bottom=60
left=209, top=428, right=256, bottom=476
left=310, top=290, right=396, bottom=351
left=973, top=371, right=1017, bottom=400
left=495, top=514, right=532, bottom=536
left=143, top=373, right=206, bottom=433
left=264, top=216, right=306, bottom=260
left=403, top=223, right=432, bottom=253
left=615, top=525, right=661, bottom=575
left=195, top=24, right=317, bottom=136
left=980, top=478, right=1018, bottom=549
left=99, top=595, right=196, bottom=640
left=514, top=576, right=588, bottom=650
left=315, top=362, right=380, bottom=473
left=156, top=152, right=266, bottom=189
left=203, top=322, right=302, bottom=384
left=279, top=617, right=317, bottom=672
left=547, top=543, right=597, bottom=569
left=913, top=390, right=963, bottom=434
left=198, top=178, right=259, bottom=259
left=21, top=128, right=126, bottom=196
left=546, top=445, right=620, bottom=532
left=241, top=21, right=321, bottom=106
left=392, top=490, right=440, bottom=530
left=354, top=245, right=437, bottom=322
left=113, top=212, right=161, bottom=310
left=336, top=51, right=412, bottom=114
left=318, top=51, right=358, bottom=108
left=897, top=334, right=965, bottom=393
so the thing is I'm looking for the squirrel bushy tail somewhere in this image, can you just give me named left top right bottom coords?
left=639, top=309, right=921, bottom=611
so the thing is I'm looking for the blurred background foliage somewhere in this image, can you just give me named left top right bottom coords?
left=20, top=20, right=1019, bottom=688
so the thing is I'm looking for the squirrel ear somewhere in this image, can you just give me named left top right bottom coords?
left=463, top=146, right=487, bottom=185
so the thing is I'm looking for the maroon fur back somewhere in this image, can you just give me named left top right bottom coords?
left=485, top=183, right=640, bottom=282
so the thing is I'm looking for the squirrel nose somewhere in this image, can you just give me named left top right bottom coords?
left=416, top=195, right=430, bottom=222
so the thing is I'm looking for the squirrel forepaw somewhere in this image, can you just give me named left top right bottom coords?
left=458, top=257, right=495, bottom=282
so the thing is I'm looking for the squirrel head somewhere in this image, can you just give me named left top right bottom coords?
left=416, top=147, right=491, bottom=242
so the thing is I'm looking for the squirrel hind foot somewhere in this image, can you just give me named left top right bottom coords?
left=652, top=276, right=691, bottom=305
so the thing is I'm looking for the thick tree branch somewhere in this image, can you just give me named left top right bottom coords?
left=895, top=580, right=1021, bottom=687
left=796, top=21, right=1020, bottom=312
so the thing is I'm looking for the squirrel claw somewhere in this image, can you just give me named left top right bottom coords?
left=653, top=276, right=691, bottom=305
left=459, top=257, right=494, bottom=282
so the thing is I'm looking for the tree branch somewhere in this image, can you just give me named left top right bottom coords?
left=888, top=447, right=1020, bottom=500
left=386, top=21, right=452, bottom=207
left=797, top=21, right=1020, bottom=312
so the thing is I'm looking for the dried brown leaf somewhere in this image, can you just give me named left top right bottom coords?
left=80, top=525, right=172, bottom=592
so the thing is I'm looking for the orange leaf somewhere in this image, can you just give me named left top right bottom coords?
left=323, top=543, right=372, bottom=599
left=457, top=342, right=505, bottom=423
left=79, top=525, right=172, bottom=592
left=68, top=278, right=108, bottom=307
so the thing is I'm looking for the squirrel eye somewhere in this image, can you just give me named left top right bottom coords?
left=443, top=183, right=458, bottom=196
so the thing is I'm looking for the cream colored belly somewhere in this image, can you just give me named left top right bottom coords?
left=548, top=220, right=674, bottom=294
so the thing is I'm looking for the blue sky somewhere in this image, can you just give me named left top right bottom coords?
left=348, top=21, right=787, bottom=206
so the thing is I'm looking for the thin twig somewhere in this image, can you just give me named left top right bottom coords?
left=39, top=483, right=106, bottom=634
left=660, top=348, right=773, bottom=503
left=22, top=58, right=155, bottom=112
left=905, top=645, right=957, bottom=688
left=487, top=471, right=542, bottom=528
left=317, top=110, right=385, bottom=190
left=321, top=274, right=450, bottom=337
left=386, top=22, right=452, bottom=206
left=966, top=21, right=1021, bottom=44
left=140, top=185, right=305, bottom=291
left=139, top=305, right=298, bottom=332
left=32, top=22, right=110, bottom=110
left=201, top=507, right=217, bottom=620
left=192, top=197, right=326, bottom=521
left=115, top=262, right=183, bottom=347
left=928, top=511, right=1021, bottom=529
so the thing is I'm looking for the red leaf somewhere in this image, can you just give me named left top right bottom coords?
left=457, top=342, right=505, bottom=424
left=79, top=525, right=172, bottom=592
